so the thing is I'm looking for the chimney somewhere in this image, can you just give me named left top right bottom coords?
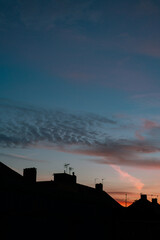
left=23, top=168, right=37, bottom=183
left=95, top=183, right=103, bottom=191
left=141, top=194, right=147, bottom=200
left=152, top=198, right=157, bottom=204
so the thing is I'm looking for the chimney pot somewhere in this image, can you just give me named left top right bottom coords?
left=95, top=183, right=103, bottom=191
left=152, top=198, right=157, bottom=204
left=141, top=194, right=147, bottom=200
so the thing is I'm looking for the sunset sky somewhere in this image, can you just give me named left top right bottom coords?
left=1, top=0, right=160, bottom=206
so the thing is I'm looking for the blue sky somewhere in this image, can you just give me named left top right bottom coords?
left=1, top=0, right=160, bottom=205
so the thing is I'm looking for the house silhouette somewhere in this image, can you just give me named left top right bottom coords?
left=0, top=161, right=121, bottom=240
left=1, top=161, right=160, bottom=240
left=0, top=161, right=121, bottom=210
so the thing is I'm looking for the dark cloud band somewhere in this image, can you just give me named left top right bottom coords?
left=0, top=99, right=115, bottom=147
left=1, top=99, right=160, bottom=169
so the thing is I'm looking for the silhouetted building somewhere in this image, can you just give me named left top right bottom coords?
left=1, top=161, right=160, bottom=240
left=54, top=172, right=76, bottom=184
left=23, top=167, right=37, bottom=183
left=152, top=198, right=157, bottom=204
left=129, top=194, right=152, bottom=209
left=141, top=194, right=147, bottom=200
left=0, top=161, right=121, bottom=210
left=0, top=161, right=23, bottom=186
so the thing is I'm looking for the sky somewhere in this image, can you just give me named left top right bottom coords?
left=1, top=0, right=160, bottom=206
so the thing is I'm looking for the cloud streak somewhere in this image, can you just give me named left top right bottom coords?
left=59, top=139, right=160, bottom=169
left=110, top=164, right=144, bottom=190
left=0, top=152, right=44, bottom=163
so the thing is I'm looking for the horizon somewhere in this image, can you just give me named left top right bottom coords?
left=1, top=0, right=160, bottom=208
left=0, top=160, right=158, bottom=207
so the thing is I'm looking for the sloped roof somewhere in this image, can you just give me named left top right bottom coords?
left=0, top=161, right=23, bottom=185
left=0, top=162, right=121, bottom=209
left=129, top=198, right=152, bottom=209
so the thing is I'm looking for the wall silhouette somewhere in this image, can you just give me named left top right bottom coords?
left=1, top=161, right=160, bottom=240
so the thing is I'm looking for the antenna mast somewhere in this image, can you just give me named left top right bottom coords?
left=69, top=167, right=73, bottom=175
left=125, top=193, right=127, bottom=207
left=64, top=163, right=70, bottom=173
left=102, top=178, right=105, bottom=184
left=94, top=178, right=99, bottom=184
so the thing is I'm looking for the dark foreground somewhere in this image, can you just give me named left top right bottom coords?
left=1, top=186, right=160, bottom=240
left=1, top=162, right=160, bottom=239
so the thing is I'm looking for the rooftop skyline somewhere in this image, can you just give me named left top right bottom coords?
left=1, top=0, right=160, bottom=206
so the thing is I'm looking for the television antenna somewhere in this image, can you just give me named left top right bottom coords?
left=95, top=178, right=99, bottom=184
left=64, top=163, right=70, bottom=173
left=69, top=167, right=73, bottom=175
left=148, top=194, right=159, bottom=200
left=102, top=178, right=105, bottom=184
left=125, top=193, right=127, bottom=207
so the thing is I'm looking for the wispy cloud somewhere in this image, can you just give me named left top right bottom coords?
left=1, top=1, right=160, bottom=98
left=135, top=130, right=145, bottom=141
left=0, top=152, right=44, bottom=163
left=135, top=118, right=160, bottom=141
left=1, top=0, right=97, bottom=32
left=143, top=119, right=160, bottom=130
left=110, top=164, right=144, bottom=190
left=132, top=93, right=160, bottom=108
left=64, top=140, right=160, bottom=169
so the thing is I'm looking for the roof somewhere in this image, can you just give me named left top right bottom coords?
left=129, top=198, right=152, bottom=209
left=0, top=162, right=121, bottom=209
left=0, top=161, right=23, bottom=185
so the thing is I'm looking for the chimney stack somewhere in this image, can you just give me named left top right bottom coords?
left=140, top=194, right=147, bottom=200
left=95, top=183, right=103, bottom=191
left=152, top=198, right=157, bottom=204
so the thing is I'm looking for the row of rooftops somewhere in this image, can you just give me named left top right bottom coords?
left=14, top=166, right=160, bottom=204
left=140, top=193, right=158, bottom=204
left=0, top=161, right=159, bottom=208
left=0, top=161, right=103, bottom=191
left=24, top=167, right=104, bottom=191
left=129, top=193, right=159, bottom=209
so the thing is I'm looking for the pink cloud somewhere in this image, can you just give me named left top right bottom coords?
left=143, top=119, right=160, bottom=130
left=135, top=130, right=145, bottom=141
left=110, top=164, right=144, bottom=190
left=135, top=119, right=160, bottom=142
left=54, top=140, right=160, bottom=169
